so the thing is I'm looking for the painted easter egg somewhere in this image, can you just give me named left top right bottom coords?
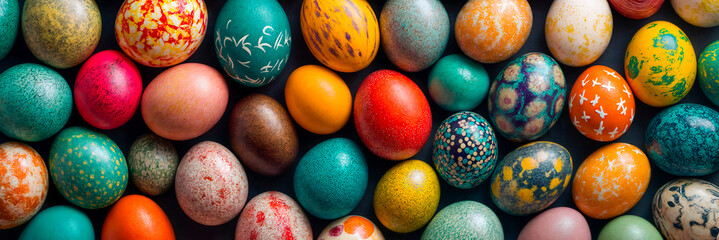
left=22, top=0, right=100, bottom=68
left=75, top=50, right=142, bottom=130
left=116, top=0, right=207, bottom=67
left=517, top=207, right=591, bottom=240
left=374, top=160, right=440, bottom=233
left=318, top=215, right=385, bottom=240
left=428, top=54, right=490, bottom=112
left=421, top=201, right=503, bottom=240
left=380, top=0, right=449, bottom=72
left=573, top=143, right=651, bottom=219
left=488, top=52, right=566, bottom=142
left=699, top=40, right=719, bottom=107
left=0, top=63, right=71, bottom=142
left=128, top=133, right=178, bottom=196
left=0, top=0, right=19, bottom=61
left=229, top=94, right=298, bottom=176
left=102, top=195, right=175, bottom=240
left=653, top=178, right=719, bottom=240
left=141, top=63, right=228, bottom=141
left=433, top=111, right=498, bottom=189
left=490, top=141, right=572, bottom=216
left=569, top=65, right=636, bottom=142
left=546, top=0, right=612, bottom=67
left=625, top=21, right=696, bottom=107
left=0, top=142, right=48, bottom=229
left=285, top=65, right=352, bottom=135
left=175, top=141, right=248, bottom=226
left=300, top=0, right=379, bottom=72
left=354, top=70, right=432, bottom=161
left=18, top=206, right=94, bottom=240
left=455, top=0, right=531, bottom=64
left=645, top=103, right=719, bottom=176
left=671, top=0, right=719, bottom=27
left=215, top=0, right=291, bottom=87
left=598, top=215, right=663, bottom=240
left=49, top=126, right=128, bottom=209
left=235, top=191, right=313, bottom=240
left=608, top=0, right=664, bottom=19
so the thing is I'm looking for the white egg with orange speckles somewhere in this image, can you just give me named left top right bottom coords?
left=545, top=0, right=613, bottom=67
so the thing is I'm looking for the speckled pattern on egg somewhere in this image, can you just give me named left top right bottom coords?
left=699, top=40, right=719, bottom=107
left=421, top=201, right=503, bottom=240
left=432, top=111, right=498, bottom=189
left=49, top=127, right=128, bottom=209
left=128, top=133, right=178, bottom=196
left=671, top=0, right=719, bottom=27
left=235, top=191, right=313, bottom=240
left=0, top=142, right=48, bottom=229
left=652, top=178, right=719, bottom=240
left=318, top=215, right=385, bottom=240
left=545, top=0, right=612, bottom=67
left=0, top=0, right=19, bottom=61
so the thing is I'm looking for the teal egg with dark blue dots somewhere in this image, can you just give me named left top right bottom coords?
left=421, top=200, right=503, bottom=240
left=294, top=138, right=368, bottom=219
left=49, top=126, right=128, bottom=209
left=0, top=0, right=19, bottom=61
left=645, top=103, right=719, bottom=176
left=699, top=39, right=719, bottom=107
left=432, top=111, right=498, bottom=189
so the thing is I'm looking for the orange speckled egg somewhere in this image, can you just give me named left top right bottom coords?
left=572, top=143, right=650, bottom=219
left=318, top=215, right=385, bottom=240
left=569, top=65, right=635, bottom=142
left=455, top=0, right=532, bottom=64
left=546, top=0, right=613, bottom=67
left=0, top=142, right=48, bottom=229
left=300, top=0, right=379, bottom=73
left=285, top=65, right=352, bottom=135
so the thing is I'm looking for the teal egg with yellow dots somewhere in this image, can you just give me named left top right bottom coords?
left=49, top=126, right=128, bottom=209
left=432, top=111, right=498, bottom=189
left=490, top=141, right=572, bottom=216
left=699, top=39, right=719, bottom=107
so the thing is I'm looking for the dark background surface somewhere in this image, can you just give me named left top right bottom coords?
left=2, top=0, right=719, bottom=239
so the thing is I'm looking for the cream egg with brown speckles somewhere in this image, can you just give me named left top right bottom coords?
left=545, top=0, right=613, bottom=67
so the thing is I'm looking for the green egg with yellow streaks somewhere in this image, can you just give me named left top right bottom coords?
left=49, top=126, right=128, bottom=209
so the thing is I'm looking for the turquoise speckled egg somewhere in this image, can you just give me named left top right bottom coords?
left=488, top=52, right=566, bottom=142
left=699, top=39, right=719, bottom=107
left=19, top=205, right=94, bottom=240
left=645, top=103, right=719, bottom=176
left=49, top=126, right=128, bottom=209
left=428, top=54, right=490, bottom=111
left=0, top=0, right=19, bottom=61
left=432, top=111, right=498, bottom=189
left=214, top=0, right=291, bottom=87
left=421, top=200, right=503, bottom=240
left=598, top=215, right=663, bottom=240
left=0, top=63, right=72, bottom=142
left=490, top=141, right=572, bottom=216
left=294, top=138, right=368, bottom=219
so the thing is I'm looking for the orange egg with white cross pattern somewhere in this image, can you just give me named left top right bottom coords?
left=568, top=65, right=635, bottom=142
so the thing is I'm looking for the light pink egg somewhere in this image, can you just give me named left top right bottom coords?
left=235, top=191, right=312, bottom=240
left=517, top=207, right=591, bottom=240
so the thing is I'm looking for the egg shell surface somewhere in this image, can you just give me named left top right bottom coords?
left=0, top=0, right=19, bottom=61
left=101, top=194, right=175, bottom=240
left=545, top=0, right=613, bottom=67
left=671, top=0, right=719, bottom=27
left=428, top=54, right=490, bottom=112
left=235, top=191, right=313, bottom=240
left=652, top=178, right=719, bottom=240
left=318, top=215, right=385, bottom=240
left=698, top=39, right=719, bottom=107
left=598, top=215, right=663, bottom=240
left=517, top=207, right=591, bottom=240
left=285, top=65, right=352, bottom=135
left=18, top=205, right=94, bottom=240
left=0, top=142, right=48, bottom=229
left=608, top=0, right=664, bottom=19
left=127, top=133, right=178, bottom=196
left=420, top=201, right=503, bottom=240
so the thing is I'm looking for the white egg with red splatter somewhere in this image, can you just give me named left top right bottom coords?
left=235, top=191, right=313, bottom=240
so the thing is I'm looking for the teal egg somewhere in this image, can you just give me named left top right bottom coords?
left=490, top=141, right=572, bottom=216
left=19, top=205, right=94, bottom=240
left=421, top=200, right=503, bottom=240
left=598, top=215, right=662, bottom=240
left=0, top=0, right=19, bottom=61
left=214, top=0, right=291, bottom=87
left=49, top=126, right=128, bottom=209
left=293, top=138, right=368, bottom=219
left=428, top=54, right=490, bottom=111
left=0, top=63, right=72, bottom=142
left=699, top=39, right=719, bottom=107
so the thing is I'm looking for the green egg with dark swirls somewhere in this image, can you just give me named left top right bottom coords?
left=49, top=126, right=128, bottom=209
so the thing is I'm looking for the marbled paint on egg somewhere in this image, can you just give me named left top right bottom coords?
left=235, top=191, right=313, bottom=240
left=488, top=52, right=566, bottom=142
left=433, top=111, right=498, bottom=189
left=421, top=201, right=503, bottom=240
left=0, top=142, right=48, bottom=229
left=545, top=0, right=612, bottom=67
left=128, top=133, right=178, bottom=196
left=671, top=0, right=719, bottom=27
left=49, top=127, right=128, bottom=209
left=652, top=178, right=719, bottom=240
left=490, top=141, right=572, bottom=216
left=318, top=215, right=384, bottom=240
left=698, top=40, right=719, bottom=107
left=0, top=0, right=19, bottom=61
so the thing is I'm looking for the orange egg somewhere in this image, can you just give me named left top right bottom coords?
left=285, top=65, right=352, bottom=135
left=102, top=194, right=175, bottom=240
left=572, top=143, right=650, bottom=219
left=569, top=65, right=635, bottom=142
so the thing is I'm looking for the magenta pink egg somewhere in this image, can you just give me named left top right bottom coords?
left=517, top=207, right=591, bottom=240
left=175, top=141, right=248, bottom=226
left=235, top=191, right=312, bottom=240
left=74, top=50, right=142, bottom=129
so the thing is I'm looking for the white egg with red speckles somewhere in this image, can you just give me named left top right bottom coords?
left=235, top=191, right=312, bottom=240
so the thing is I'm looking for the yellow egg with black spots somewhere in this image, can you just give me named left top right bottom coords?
left=300, top=0, right=379, bottom=73
left=490, top=141, right=572, bottom=216
left=285, top=65, right=352, bottom=135
left=374, top=160, right=440, bottom=233
left=49, top=127, right=128, bottom=209
left=625, top=21, right=696, bottom=107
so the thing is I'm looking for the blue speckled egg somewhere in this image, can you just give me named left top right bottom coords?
left=421, top=200, right=503, bottom=240
left=432, top=111, right=498, bottom=189
left=49, top=126, right=128, bottom=209
left=294, top=138, right=368, bottom=219
left=490, top=141, right=572, bottom=216
left=699, top=40, right=719, bottom=107
left=0, top=63, right=72, bottom=142
left=0, top=0, right=19, bottom=61
left=380, top=0, right=449, bottom=72
left=428, top=54, right=490, bottom=111
left=645, top=103, right=719, bottom=176
left=19, top=205, right=94, bottom=240
left=488, top=52, right=566, bottom=142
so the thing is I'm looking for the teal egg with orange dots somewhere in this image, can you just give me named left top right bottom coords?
left=49, top=126, right=128, bottom=209
left=699, top=39, right=719, bottom=107
left=490, top=141, right=572, bottom=216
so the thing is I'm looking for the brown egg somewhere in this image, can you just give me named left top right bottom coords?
left=229, top=94, right=298, bottom=176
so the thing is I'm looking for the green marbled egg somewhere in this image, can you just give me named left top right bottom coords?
left=0, top=0, right=19, bottom=61
left=49, top=126, right=128, bottom=209
left=699, top=39, right=719, bottom=107
left=421, top=201, right=503, bottom=240
left=128, top=133, right=178, bottom=196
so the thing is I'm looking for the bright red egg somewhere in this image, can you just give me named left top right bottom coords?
left=75, top=50, right=142, bottom=129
